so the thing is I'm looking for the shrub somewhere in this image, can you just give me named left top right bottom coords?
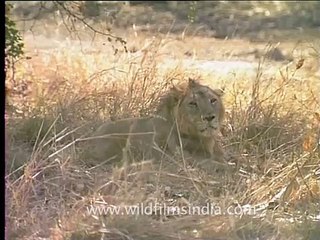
left=5, top=3, right=24, bottom=72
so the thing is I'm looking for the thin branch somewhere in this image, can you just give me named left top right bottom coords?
left=53, top=1, right=126, bottom=44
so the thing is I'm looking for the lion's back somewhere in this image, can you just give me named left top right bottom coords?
left=83, top=117, right=164, bottom=163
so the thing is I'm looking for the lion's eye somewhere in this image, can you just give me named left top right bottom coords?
left=210, top=98, right=217, bottom=104
left=189, top=101, right=197, bottom=107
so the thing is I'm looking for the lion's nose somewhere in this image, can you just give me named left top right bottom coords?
left=202, top=115, right=215, bottom=122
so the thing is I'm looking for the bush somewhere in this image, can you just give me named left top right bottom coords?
left=5, top=3, right=24, bottom=71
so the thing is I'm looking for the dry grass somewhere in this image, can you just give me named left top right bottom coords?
left=5, top=17, right=320, bottom=240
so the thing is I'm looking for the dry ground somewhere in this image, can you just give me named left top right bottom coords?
left=5, top=2, right=320, bottom=240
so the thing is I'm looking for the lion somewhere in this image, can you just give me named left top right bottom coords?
left=84, top=78, right=226, bottom=166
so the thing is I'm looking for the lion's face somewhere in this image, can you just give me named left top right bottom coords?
left=177, top=79, right=225, bottom=137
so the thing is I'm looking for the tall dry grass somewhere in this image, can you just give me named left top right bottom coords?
left=5, top=33, right=320, bottom=239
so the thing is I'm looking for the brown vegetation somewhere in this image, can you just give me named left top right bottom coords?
left=5, top=2, right=320, bottom=240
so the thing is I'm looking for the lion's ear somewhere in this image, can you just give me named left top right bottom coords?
left=165, top=84, right=182, bottom=107
left=213, top=88, right=224, bottom=97
left=171, top=85, right=182, bottom=101
left=172, top=80, right=186, bottom=95
left=188, top=78, right=198, bottom=88
left=172, top=84, right=181, bottom=94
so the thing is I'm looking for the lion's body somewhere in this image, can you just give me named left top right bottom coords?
left=86, top=116, right=179, bottom=163
left=85, top=79, right=226, bottom=164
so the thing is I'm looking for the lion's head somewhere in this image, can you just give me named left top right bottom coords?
left=157, top=78, right=225, bottom=138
